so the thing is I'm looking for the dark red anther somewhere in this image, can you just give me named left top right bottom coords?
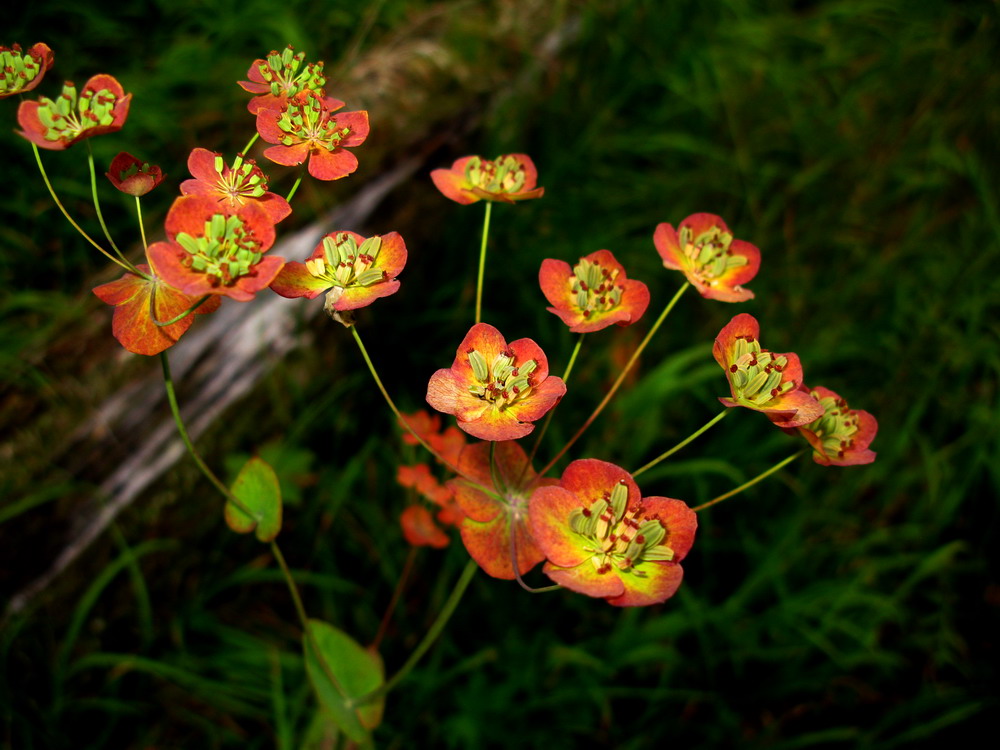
left=771, top=388, right=779, bottom=397
left=636, top=534, right=645, bottom=544
left=466, top=347, right=475, bottom=353
left=579, top=282, right=588, bottom=291
left=730, top=364, right=738, bottom=373
left=503, top=348, right=515, bottom=358
left=774, top=365, right=783, bottom=372
left=583, top=311, right=590, bottom=317
left=609, top=534, right=617, bottom=543
left=511, top=386, right=520, bottom=394
left=582, top=508, right=592, bottom=517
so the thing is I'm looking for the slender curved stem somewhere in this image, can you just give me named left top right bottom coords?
left=242, top=132, right=260, bottom=155
left=474, top=201, right=493, bottom=324
left=149, top=289, right=212, bottom=327
left=522, top=332, right=586, bottom=481
left=350, top=559, right=478, bottom=708
left=692, top=450, right=805, bottom=512
left=31, top=143, right=140, bottom=275
left=536, top=283, right=690, bottom=480
left=632, top=409, right=730, bottom=478
left=135, top=196, right=148, bottom=252
left=509, top=514, right=562, bottom=594
left=87, top=143, right=129, bottom=265
left=285, top=174, right=303, bottom=203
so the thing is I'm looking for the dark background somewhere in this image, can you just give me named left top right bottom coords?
left=2, top=1, right=998, bottom=747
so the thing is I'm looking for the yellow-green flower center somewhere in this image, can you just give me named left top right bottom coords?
left=568, top=481, right=674, bottom=575
left=466, top=349, right=537, bottom=410
left=305, top=233, right=386, bottom=288
left=568, top=258, right=623, bottom=318
left=175, top=214, right=263, bottom=285
left=34, top=82, right=120, bottom=142
left=465, top=156, right=527, bottom=194
left=1, top=44, right=43, bottom=95
left=679, top=225, right=748, bottom=285
left=803, top=392, right=861, bottom=459
left=276, top=93, right=350, bottom=150
left=727, top=335, right=796, bottom=406
left=212, top=153, right=267, bottom=204
left=257, top=46, right=326, bottom=99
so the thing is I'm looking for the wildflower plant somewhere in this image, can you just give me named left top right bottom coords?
left=5, top=37, right=878, bottom=744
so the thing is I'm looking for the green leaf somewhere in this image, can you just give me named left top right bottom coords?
left=304, top=619, right=384, bottom=743
left=224, top=457, right=282, bottom=542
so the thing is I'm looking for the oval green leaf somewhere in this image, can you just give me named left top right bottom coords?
left=224, top=456, right=282, bottom=542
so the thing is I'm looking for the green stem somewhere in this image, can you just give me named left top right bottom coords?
left=150, top=292, right=211, bottom=327
left=474, top=201, right=493, bottom=324
left=285, top=174, right=303, bottom=203
left=691, top=450, right=805, bottom=512
left=31, top=143, right=141, bottom=276
left=522, top=333, right=585, bottom=481
left=509, top=511, right=562, bottom=594
left=536, top=282, right=690, bottom=480
left=632, top=409, right=730, bottom=478
left=87, top=142, right=129, bottom=265
left=350, top=559, right=478, bottom=707
left=135, top=196, right=148, bottom=252
left=242, top=132, right=260, bottom=155
left=371, top=546, right=418, bottom=651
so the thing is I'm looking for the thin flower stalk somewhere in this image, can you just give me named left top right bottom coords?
left=691, top=450, right=805, bottom=512
left=474, top=201, right=492, bottom=324
left=523, top=333, right=585, bottom=481
left=632, top=409, right=730, bottom=478
left=87, top=143, right=128, bottom=265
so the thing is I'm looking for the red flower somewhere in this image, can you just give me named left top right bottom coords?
left=399, top=410, right=467, bottom=468
left=654, top=213, right=760, bottom=302
left=180, top=148, right=291, bottom=225
left=792, top=386, right=878, bottom=466
left=431, top=154, right=544, bottom=205
left=0, top=43, right=54, bottom=98
left=712, top=313, right=824, bottom=428
left=105, top=152, right=165, bottom=197
left=397, top=463, right=464, bottom=549
left=529, top=459, right=697, bottom=607
left=17, top=74, right=131, bottom=150
left=539, top=249, right=650, bottom=333
left=270, top=230, right=405, bottom=311
left=400, top=505, right=450, bottom=548
left=238, top=45, right=335, bottom=114
left=448, top=441, right=555, bottom=579
left=147, top=194, right=283, bottom=302
left=92, top=254, right=220, bottom=356
left=256, top=90, right=369, bottom=181
left=426, top=323, right=566, bottom=441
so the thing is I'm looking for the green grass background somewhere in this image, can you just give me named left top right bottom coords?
left=2, top=0, right=998, bottom=747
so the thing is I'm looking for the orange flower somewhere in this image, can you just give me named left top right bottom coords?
left=792, top=386, right=878, bottom=466
left=539, top=249, right=650, bottom=333
left=180, top=148, right=291, bottom=225
left=654, top=213, right=760, bottom=302
left=713, top=313, right=824, bottom=428
left=0, top=43, right=54, bottom=98
left=426, top=323, right=566, bottom=441
left=17, top=75, right=131, bottom=150
left=106, top=152, right=165, bottom=197
left=431, top=154, right=544, bottom=205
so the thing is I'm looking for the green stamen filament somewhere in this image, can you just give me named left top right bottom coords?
left=258, top=46, right=326, bottom=99
left=276, top=92, right=348, bottom=150
left=212, top=153, right=268, bottom=203
left=35, top=82, right=119, bottom=142
left=569, top=258, right=624, bottom=318
left=567, top=482, right=673, bottom=575
left=0, top=45, right=43, bottom=94
left=305, top=233, right=385, bottom=289
left=727, top=336, right=794, bottom=407
left=678, top=225, right=748, bottom=286
left=175, top=214, right=263, bottom=285
left=466, top=348, right=537, bottom=410
left=803, top=393, right=860, bottom=459
left=465, top=155, right=527, bottom=194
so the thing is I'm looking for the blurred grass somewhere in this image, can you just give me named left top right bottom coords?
left=2, top=0, right=999, bottom=747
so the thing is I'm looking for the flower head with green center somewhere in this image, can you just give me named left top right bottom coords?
left=431, top=154, right=544, bottom=205
left=654, top=213, right=760, bottom=302
left=180, top=148, right=292, bottom=225
left=539, top=249, right=650, bottom=333
left=713, top=313, right=824, bottom=428
left=147, top=194, right=284, bottom=302
left=17, top=74, right=131, bottom=150
left=791, top=386, right=878, bottom=466
left=256, top=90, right=369, bottom=181
left=238, top=45, right=338, bottom=114
left=0, top=43, right=54, bottom=98
left=447, top=441, right=555, bottom=579
left=106, top=152, right=165, bottom=197
left=426, top=323, right=567, bottom=441
left=529, top=459, right=697, bottom=607
left=270, top=230, right=406, bottom=311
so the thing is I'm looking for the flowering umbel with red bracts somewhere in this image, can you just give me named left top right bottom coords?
left=539, top=249, right=650, bottom=333
left=397, top=463, right=464, bottom=549
left=529, top=459, right=697, bottom=607
left=398, top=410, right=468, bottom=469
left=791, top=386, right=878, bottom=466
left=256, top=90, right=369, bottom=181
left=270, top=231, right=406, bottom=311
left=448, top=441, right=555, bottom=579
left=431, top=154, right=544, bottom=205
left=238, top=46, right=332, bottom=114
left=654, top=213, right=760, bottom=302
left=713, top=313, right=824, bottom=428
left=92, top=253, right=221, bottom=356
left=106, top=152, right=165, bottom=197
left=0, top=43, right=54, bottom=98
left=17, top=74, right=131, bottom=150
left=147, top=194, right=283, bottom=302
left=426, top=323, right=566, bottom=441
left=181, top=149, right=291, bottom=225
